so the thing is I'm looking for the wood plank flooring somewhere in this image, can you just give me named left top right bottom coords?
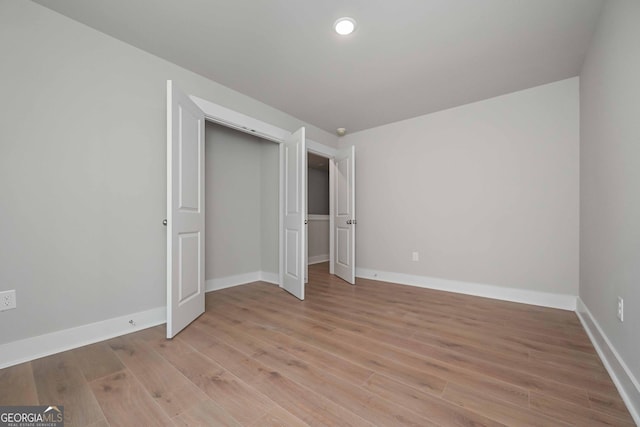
left=0, top=263, right=634, bottom=426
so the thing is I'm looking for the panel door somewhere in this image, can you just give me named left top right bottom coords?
left=334, top=146, right=356, bottom=284
left=282, top=128, right=306, bottom=299
left=166, top=80, right=205, bottom=338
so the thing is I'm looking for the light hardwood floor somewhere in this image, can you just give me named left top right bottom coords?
left=0, top=263, right=634, bottom=426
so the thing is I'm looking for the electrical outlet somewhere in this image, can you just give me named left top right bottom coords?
left=617, top=297, right=624, bottom=322
left=412, top=251, right=419, bottom=262
left=0, top=290, right=16, bottom=312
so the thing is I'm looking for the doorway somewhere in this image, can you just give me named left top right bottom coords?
left=307, top=151, right=331, bottom=274
left=166, top=81, right=352, bottom=337
left=205, top=122, right=279, bottom=290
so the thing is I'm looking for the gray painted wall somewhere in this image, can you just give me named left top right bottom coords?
left=580, top=0, right=640, bottom=389
left=205, top=123, right=278, bottom=280
left=261, top=138, right=280, bottom=275
left=308, top=168, right=329, bottom=215
left=340, top=78, right=579, bottom=296
left=307, top=166, right=330, bottom=263
left=0, top=0, right=335, bottom=345
left=308, top=219, right=330, bottom=261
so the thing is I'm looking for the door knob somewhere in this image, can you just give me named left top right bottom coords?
left=347, top=220, right=352, bottom=225
left=162, top=219, right=167, bottom=226
left=304, top=220, right=308, bottom=225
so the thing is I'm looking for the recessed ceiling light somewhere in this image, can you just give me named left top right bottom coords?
left=334, top=17, right=356, bottom=36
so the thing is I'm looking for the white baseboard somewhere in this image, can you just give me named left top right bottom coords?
left=355, top=268, right=577, bottom=311
left=260, top=271, right=280, bottom=285
left=206, top=272, right=262, bottom=292
left=0, top=270, right=282, bottom=371
left=206, top=270, right=280, bottom=292
left=576, top=298, right=640, bottom=425
left=308, top=255, right=330, bottom=265
left=0, top=306, right=166, bottom=370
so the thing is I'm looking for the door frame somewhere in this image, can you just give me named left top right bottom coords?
left=188, top=95, right=337, bottom=288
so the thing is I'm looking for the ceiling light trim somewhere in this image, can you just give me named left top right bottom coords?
left=334, top=17, right=356, bottom=35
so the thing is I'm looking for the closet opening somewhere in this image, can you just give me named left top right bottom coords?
left=167, top=81, right=311, bottom=336
left=204, top=122, right=280, bottom=291
left=307, top=151, right=331, bottom=276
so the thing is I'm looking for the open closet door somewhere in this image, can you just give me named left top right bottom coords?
left=334, top=146, right=356, bottom=284
left=282, top=127, right=306, bottom=300
left=166, top=80, right=206, bottom=338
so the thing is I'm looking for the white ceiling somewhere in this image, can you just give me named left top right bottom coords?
left=32, top=0, right=603, bottom=134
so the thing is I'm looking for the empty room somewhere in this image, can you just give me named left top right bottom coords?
left=0, top=0, right=638, bottom=426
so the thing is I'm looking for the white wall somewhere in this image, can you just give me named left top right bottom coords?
left=205, top=123, right=278, bottom=280
left=0, top=0, right=336, bottom=346
left=340, top=78, right=579, bottom=297
left=579, top=0, right=640, bottom=417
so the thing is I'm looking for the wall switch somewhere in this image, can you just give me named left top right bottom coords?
left=0, top=290, right=16, bottom=312
left=412, top=251, right=419, bottom=262
left=617, top=297, right=624, bottom=322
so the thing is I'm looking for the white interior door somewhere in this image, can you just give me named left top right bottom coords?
left=282, top=127, right=306, bottom=300
left=305, top=158, right=309, bottom=284
left=166, top=80, right=205, bottom=338
left=334, top=146, right=356, bottom=284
